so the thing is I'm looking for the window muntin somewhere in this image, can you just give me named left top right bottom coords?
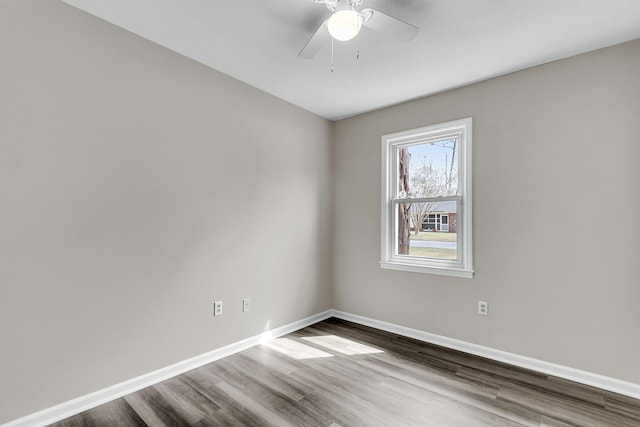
left=381, top=118, right=473, bottom=278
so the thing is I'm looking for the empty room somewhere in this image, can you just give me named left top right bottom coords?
left=2, top=0, right=639, bottom=426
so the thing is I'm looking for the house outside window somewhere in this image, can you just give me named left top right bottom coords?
left=380, top=118, right=473, bottom=278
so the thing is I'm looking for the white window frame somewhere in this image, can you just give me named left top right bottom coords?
left=380, top=118, right=473, bottom=278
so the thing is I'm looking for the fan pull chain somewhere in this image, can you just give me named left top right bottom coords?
left=356, top=33, right=360, bottom=60
left=331, top=37, right=334, bottom=72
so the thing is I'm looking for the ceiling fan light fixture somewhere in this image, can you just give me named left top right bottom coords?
left=327, top=9, right=362, bottom=41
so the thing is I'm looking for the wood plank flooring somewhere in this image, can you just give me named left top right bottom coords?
left=51, top=318, right=640, bottom=426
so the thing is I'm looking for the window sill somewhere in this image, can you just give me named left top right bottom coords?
left=380, top=261, right=474, bottom=279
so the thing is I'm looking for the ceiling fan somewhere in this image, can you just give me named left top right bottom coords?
left=298, top=0, right=419, bottom=59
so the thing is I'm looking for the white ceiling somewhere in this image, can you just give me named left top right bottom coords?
left=61, top=0, right=640, bottom=121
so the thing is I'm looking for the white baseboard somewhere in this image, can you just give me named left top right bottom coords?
left=5, top=308, right=639, bottom=426
left=331, top=310, right=640, bottom=400
left=2, top=310, right=333, bottom=427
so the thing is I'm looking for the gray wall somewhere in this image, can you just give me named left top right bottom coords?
left=333, top=39, right=640, bottom=385
left=0, top=1, right=332, bottom=422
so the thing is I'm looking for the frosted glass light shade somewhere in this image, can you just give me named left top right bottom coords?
left=327, top=10, right=362, bottom=41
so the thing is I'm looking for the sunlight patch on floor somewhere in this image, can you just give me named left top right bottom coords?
left=262, top=338, right=334, bottom=359
left=302, top=335, right=384, bottom=355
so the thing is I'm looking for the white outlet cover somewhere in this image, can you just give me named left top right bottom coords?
left=478, top=301, right=488, bottom=315
left=214, top=301, right=223, bottom=316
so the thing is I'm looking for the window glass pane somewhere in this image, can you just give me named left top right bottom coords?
left=396, top=202, right=412, bottom=255
left=396, top=201, right=457, bottom=260
left=396, top=138, right=459, bottom=199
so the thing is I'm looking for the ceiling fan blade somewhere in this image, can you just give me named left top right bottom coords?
left=360, top=8, right=419, bottom=41
left=298, top=21, right=329, bottom=59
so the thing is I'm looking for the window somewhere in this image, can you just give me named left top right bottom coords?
left=380, top=118, right=473, bottom=278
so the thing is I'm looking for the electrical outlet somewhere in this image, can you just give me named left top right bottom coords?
left=214, top=301, right=223, bottom=317
left=242, top=298, right=251, bottom=313
left=478, top=301, right=488, bottom=316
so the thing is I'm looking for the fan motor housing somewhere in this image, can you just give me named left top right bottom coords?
left=314, top=0, right=364, bottom=12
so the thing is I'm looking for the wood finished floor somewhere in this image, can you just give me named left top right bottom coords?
left=52, top=318, right=640, bottom=427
